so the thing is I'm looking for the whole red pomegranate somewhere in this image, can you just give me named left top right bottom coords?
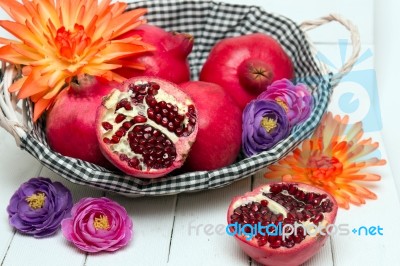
left=46, top=75, right=118, bottom=169
left=180, top=81, right=241, bottom=171
left=96, top=76, right=198, bottom=178
left=115, top=24, right=193, bottom=84
left=227, top=182, right=337, bottom=266
left=200, top=33, right=294, bottom=110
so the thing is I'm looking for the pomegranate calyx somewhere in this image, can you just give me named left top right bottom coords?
left=169, top=31, right=194, bottom=57
left=237, top=58, right=274, bottom=94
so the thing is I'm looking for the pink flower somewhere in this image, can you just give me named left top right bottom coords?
left=61, top=197, right=132, bottom=253
left=257, top=79, right=313, bottom=127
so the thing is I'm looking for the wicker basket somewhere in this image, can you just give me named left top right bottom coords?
left=0, top=0, right=360, bottom=196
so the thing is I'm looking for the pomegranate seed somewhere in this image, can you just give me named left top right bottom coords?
left=175, top=127, right=184, bottom=136
left=119, top=154, right=128, bottom=161
left=111, top=135, right=120, bottom=144
left=167, top=122, right=175, bottom=132
left=177, top=114, right=185, bottom=122
left=103, top=137, right=111, bottom=144
left=158, top=101, right=167, bottom=108
left=124, top=103, right=133, bottom=110
left=269, top=184, right=283, bottom=194
left=133, top=115, right=147, bottom=123
left=188, top=105, right=195, bottom=114
left=155, top=114, right=162, bottom=123
left=260, top=200, right=268, bottom=207
left=102, top=122, right=113, bottom=130
left=150, top=83, right=160, bottom=90
left=115, top=114, right=126, bottom=123
left=128, top=157, right=139, bottom=167
left=115, top=129, right=126, bottom=137
left=123, top=121, right=133, bottom=129
left=161, top=117, right=168, bottom=127
left=284, top=240, right=295, bottom=248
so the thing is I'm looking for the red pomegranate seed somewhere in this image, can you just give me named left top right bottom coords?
left=123, top=121, right=133, bottom=129
left=133, top=115, right=147, bottom=123
left=128, top=157, right=139, bottom=167
left=119, top=154, right=128, bottom=161
left=158, top=101, right=167, bottom=108
left=102, top=122, right=113, bottom=130
left=115, top=114, right=126, bottom=123
left=115, top=129, right=126, bottom=137
left=111, top=135, right=120, bottom=144
left=103, top=137, right=111, bottom=144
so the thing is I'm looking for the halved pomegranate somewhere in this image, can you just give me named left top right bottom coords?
left=96, top=77, right=198, bottom=178
left=227, top=182, right=338, bottom=266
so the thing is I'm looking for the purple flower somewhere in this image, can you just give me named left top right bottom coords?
left=61, top=197, right=133, bottom=253
left=6, top=177, right=73, bottom=238
left=242, top=99, right=290, bottom=157
left=258, top=78, right=313, bottom=127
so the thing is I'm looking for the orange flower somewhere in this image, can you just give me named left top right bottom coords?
left=0, top=0, right=154, bottom=121
left=265, top=112, right=386, bottom=209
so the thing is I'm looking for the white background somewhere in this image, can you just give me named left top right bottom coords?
left=1, top=1, right=400, bottom=266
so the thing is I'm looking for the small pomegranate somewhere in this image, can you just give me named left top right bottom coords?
left=180, top=81, right=241, bottom=171
left=115, top=24, right=194, bottom=84
left=200, top=33, right=294, bottom=110
left=46, top=75, right=118, bottom=169
left=227, top=182, right=338, bottom=266
left=96, top=77, right=198, bottom=178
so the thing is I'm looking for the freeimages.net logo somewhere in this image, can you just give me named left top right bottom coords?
left=317, top=39, right=382, bottom=132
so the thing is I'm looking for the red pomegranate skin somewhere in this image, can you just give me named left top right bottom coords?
left=180, top=81, right=242, bottom=171
left=200, top=33, right=294, bottom=110
left=115, top=24, right=193, bottom=84
left=45, top=75, right=118, bottom=169
left=227, top=182, right=338, bottom=266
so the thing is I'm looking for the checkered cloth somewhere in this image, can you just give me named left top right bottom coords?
left=20, top=0, right=332, bottom=196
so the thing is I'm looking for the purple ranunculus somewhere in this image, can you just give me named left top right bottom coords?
left=61, top=197, right=133, bottom=253
left=242, top=99, right=290, bottom=157
left=257, top=78, right=313, bottom=127
left=6, top=177, right=73, bottom=238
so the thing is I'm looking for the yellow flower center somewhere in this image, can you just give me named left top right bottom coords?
left=93, top=215, right=111, bottom=230
left=55, top=24, right=90, bottom=62
left=261, top=117, right=277, bottom=133
left=26, top=193, right=46, bottom=210
left=306, top=155, right=343, bottom=184
left=276, top=99, right=289, bottom=113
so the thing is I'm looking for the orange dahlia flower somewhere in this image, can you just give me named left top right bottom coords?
left=265, top=112, right=386, bottom=209
left=0, top=0, right=154, bottom=121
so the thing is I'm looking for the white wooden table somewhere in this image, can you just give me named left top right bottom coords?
left=1, top=1, right=400, bottom=265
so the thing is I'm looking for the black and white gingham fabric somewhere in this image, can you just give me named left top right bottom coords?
left=19, top=0, right=333, bottom=196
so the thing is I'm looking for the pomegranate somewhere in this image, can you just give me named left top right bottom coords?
left=200, top=33, right=294, bottom=110
left=96, top=77, right=198, bottom=178
left=227, top=182, right=338, bottom=266
left=115, top=24, right=193, bottom=84
left=179, top=81, right=241, bottom=171
left=46, top=75, right=118, bottom=169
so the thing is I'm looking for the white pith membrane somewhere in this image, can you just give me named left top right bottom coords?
left=99, top=80, right=196, bottom=172
left=229, top=183, right=334, bottom=249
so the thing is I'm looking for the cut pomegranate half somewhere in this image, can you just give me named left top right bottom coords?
left=96, top=77, right=198, bottom=178
left=227, top=182, right=338, bottom=266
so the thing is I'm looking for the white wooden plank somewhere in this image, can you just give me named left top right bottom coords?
left=0, top=129, right=42, bottom=263
left=167, top=178, right=252, bottom=265
left=219, top=0, right=373, bottom=44
left=2, top=167, right=104, bottom=266
left=375, top=0, right=400, bottom=196
left=85, top=194, right=177, bottom=266
left=330, top=133, right=400, bottom=265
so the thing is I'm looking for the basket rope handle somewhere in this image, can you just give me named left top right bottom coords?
left=0, top=63, right=27, bottom=146
left=300, top=13, right=361, bottom=87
